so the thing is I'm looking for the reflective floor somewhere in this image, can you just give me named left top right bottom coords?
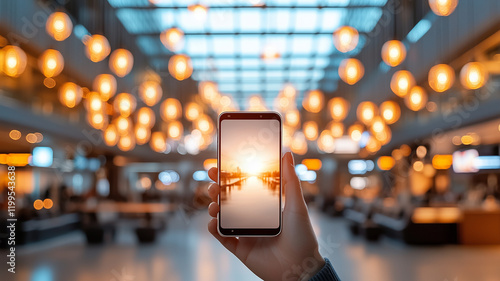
left=14, top=208, right=500, bottom=281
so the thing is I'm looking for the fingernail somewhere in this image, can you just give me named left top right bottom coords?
left=288, top=151, right=295, bottom=166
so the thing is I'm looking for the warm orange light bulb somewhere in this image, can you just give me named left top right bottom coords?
left=114, top=116, right=131, bottom=136
left=429, top=0, right=458, bottom=16
left=160, top=98, right=182, bottom=121
left=135, top=125, right=151, bottom=145
left=357, top=101, right=378, bottom=125
left=303, top=121, right=319, bottom=141
left=381, top=40, right=406, bottom=67
left=160, top=27, right=184, bottom=52
left=318, top=130, right=335, bottom=153
left=333, top=26, right=359, bottom=53
left=328, top=97, right=350, bottom=121
left=139, top=80, right=163, bottom=106
left=113, top=93, right=137, bottom=117
left=285, top=109, right=300, bottom=128
left=195, top=115, right=214, bottom=134
left=39, top=49, right=64, bottom=78
left=85, top=35, right=111, bottom=62
left=327, top=121, right=344, bottom=138
left=118, top=134, right=135, bottom=151
left=136, top=107, right=155, bottom=128
left=460, top=62, right=488, bottom=90
left=104, top=124, right=119, bottom=146
left=428, top=64, right=455, bottom=92
left=405, top=86, right=428, bottom=111
left=168, top=54, right=193, bottom=81
left=338, top=58, right=364, bottom=85
left=185, top=102, right=201, bottom=121
left=0, top=45, right=27, bottom=77
left=93, top=74, right=117, bottom=101
left=150, top=132, right=166, bottom=153
left=167, top=120, right=183, bottom=140
left=86, top=91, right=103, bottom=112
left=390, top=70, right=415, bottom=97
left=379, top=100, right=400, bottom=125
left=46, top=12, right=73, bottom=41
left=58, top=82, right=82, bottom=108
left=302, top=90, right=324, bottom=113
left=348, top=123, right=364, bottom=142
left=109, top=49, right=133, bottom=77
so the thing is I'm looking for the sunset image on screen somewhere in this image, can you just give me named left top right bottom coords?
left=220, top=119, right=280, bottom=229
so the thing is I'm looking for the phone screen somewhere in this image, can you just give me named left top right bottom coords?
left=219, top=116, right=281, bottom=232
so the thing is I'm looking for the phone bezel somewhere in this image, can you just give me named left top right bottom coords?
left=217, top=111, right=282, bottom=237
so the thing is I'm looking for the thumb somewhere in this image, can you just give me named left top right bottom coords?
left=282, top=152, right=307, bottom=213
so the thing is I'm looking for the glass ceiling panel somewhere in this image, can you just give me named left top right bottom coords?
left=110, top=0, right=387, bottom=107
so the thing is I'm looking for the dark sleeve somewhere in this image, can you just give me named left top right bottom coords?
left=309, top=258, right=341, bottom=281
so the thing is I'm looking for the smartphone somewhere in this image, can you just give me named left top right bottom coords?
left=217, top=111, right=282, bottom=236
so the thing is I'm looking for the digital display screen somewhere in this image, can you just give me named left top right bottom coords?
left=219, top=119, right=281, bottom=229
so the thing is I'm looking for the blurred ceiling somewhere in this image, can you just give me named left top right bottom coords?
left=108, top=0, right=388, bottom=107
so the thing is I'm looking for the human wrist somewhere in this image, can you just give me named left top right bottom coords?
left=298, top=250, right=326, bottom=281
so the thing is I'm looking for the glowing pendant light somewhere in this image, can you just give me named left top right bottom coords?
left=85, top=34, right=111, bottom=62
left=188, top=4, right=208, bottom=21
left=46, top=12, right=72, bottom=41
left=160, top=27, right=184, bottom=52
left=86, top=91, right=104, bottom=112
left=302, top=90, right=324, bottom=113
left=348, top=123, right=364, bottom=142
left=303, top=121, right=319, bottom=141
left=135, top=125, right=151, bottom=145
left=114, top=116, right=131, bottom=136
left=282, top=84, right=297, bottom=99
left=405, top=86, right=428, bottom=111
left=460, top=62, right=488, bottom=90
left=374, top=126, right=392, bottom=145
left=58, top=82, right=82, bottom=108
left=167, top=120, right=183, bottom=140
left=318, top=130, right=335, bottom=153
left=185, top=102, right=201, bottom=121
left=39, top=49, right=64, bottom=78
left=379, top=100, right=401, bottom=125
left=370, top=116, right=386, bottom=135
left=87, top=110, right=108, bottom=130
left=333, top=26, right=359, bottom=53
left=429, top=0, right=458, bottom=16
left=328, top=97, right=350, bottom=121
left=113, top=93, right=137, bottom=117
left=338, top=58, right=364, bottom=85
left=381, top=40, right=406, bottom=67
left=366, top=136, right=381, bottom=154
left=150, top=132, right=167, bottom=153
left=93, top=74, right=117, bottom=101
left=428, top=64, right=455, bottom=92
left=139, top=80, right=163, bottom=106
left=109, top=49, right=133, bottom=77
left=104, top=124, right=119, bottom=146
left=136, top=107, right=155, bottom=129
left=390, top=70, right=415, bottom=97
left=357, top=101, right=378, bottom=125
left=160, top=98, right=182, bottom=121
left=285, top=109, right=300, bottom=128
left=118, top=134, right=135, bottom=151
left=168, top=54, right=193, bottom=81
left=327, top=121, right=344, bottom=138
left=195, top=114, right=214, bottom=134
left=199, top=81, right=219, bottom=102
left=0, top=45, right=27, bottom=77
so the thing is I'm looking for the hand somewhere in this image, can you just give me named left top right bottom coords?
left=207, top=152, right=325, bottom=281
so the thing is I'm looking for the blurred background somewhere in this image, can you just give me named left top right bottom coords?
left=0, top=0, right=500, bottom=280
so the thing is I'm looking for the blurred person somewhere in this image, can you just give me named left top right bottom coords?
left=207, top=152, right=341, bottom=281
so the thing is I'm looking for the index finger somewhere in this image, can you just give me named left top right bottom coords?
left=208, top=167, right=218, bottom=182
